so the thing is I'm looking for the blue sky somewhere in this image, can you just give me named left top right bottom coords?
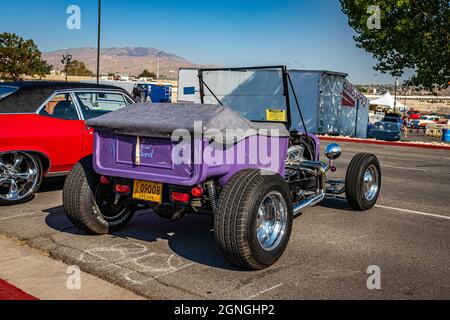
left=0, top=0, right=413, bottom=84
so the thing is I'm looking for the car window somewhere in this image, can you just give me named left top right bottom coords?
left=373, top=123, right=382, bottom=129
left=374, top=122, right=400, bottom=131
left=384, top=123, right=400, bottom=131
left=39, top=93, right=79, bottom=120
left=0, top=85, right=18, bottom=100
left=75, top=92, right=130, bottom=120
left=383, top=117, right=400, bottom=123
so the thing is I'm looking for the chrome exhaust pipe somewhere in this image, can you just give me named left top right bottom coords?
left=293, top=190, right=325, bottom=217
left=286, top=160, right=328, bottom=217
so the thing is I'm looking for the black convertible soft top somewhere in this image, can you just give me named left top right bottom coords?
left=87, top=103, right=290, bottom=142
left=0, top=81, right=127, bottom=114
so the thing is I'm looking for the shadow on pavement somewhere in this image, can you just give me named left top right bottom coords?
left=43, top=197, right=359, bottom=271
left=38, top=177, right=66, bottom=193
left=44, top=205, right=242, bottom=271
left=319, top=197, right=354, bottom=211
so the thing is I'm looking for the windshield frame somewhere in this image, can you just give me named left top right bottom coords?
left=197, top=66, right=293, bottom=130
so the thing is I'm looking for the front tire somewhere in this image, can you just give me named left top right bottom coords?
left=63, top=156, right=135, bottom=234
left=345, top=153, right=382, bottom=211
left=215, top=170, right=293, bottom=270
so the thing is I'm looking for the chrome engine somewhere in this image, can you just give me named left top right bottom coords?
left=286, top=145, right=306, bottom=165
left=284, top=143, right=344, bottom=216
left=285, top=145, right=307, bottom=181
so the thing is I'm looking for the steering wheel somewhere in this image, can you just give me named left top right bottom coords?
left=76, top=99, right=92, bottom=115
left=79, top=103, right=90, bottom=113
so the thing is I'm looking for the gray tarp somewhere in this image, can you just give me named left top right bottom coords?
left=87, top=103, right=290, bottom=142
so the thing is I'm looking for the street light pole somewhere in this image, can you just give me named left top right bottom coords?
left=157, top=52, right=162, bottom=80
left=373, top=73, right=377, bottom=94
left=96, top=0, right=102, bottom=84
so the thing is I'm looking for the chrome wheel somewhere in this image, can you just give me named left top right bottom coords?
left=363, top=165, right=379, bottom=202
left=256, top=191, right=288, bottom=252
left=0, top=152, right=40, bottom=202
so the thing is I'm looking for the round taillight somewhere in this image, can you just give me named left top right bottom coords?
left=115, top=184, right=131, bottom=194
left=100, top=176, right=111, bottom=185
left=191, top=186, right=204, bottom=198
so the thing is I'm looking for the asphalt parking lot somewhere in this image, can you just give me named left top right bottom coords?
left=0, top=141, right=449, bottom=300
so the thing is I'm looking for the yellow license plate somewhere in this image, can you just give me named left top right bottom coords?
left=133, top=180, right=163, bottom=203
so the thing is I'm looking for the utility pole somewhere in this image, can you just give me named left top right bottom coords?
left=157, top=51, right=162, bottom=80
left=96, top=0, right=102, bottom=84
left=403, top=83, right=409, bottom=118
left=61, top=54, right=72, bottom=82
left=373, top=73, right=377, bottom=94
left=394, top=76, right=399, bottom=112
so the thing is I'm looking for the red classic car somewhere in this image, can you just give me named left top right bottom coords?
left=0, top=82, right=135, bottom=205
left=407, top=110, right=421, bottom=120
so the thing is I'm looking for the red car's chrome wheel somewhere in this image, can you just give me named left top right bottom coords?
left=0, top=152, right=42, bottom=205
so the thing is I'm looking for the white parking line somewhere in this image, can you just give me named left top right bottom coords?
left=0, top=212, right=38, bottom=221
left=248, top=283, right=283, bottom=300
left=376, top=205, right=450, bottom=221
left=382, top=164, right=449, bottom=174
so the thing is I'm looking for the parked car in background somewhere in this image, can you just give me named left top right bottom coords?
left=407, top=110, right=421, bottom=120
left=0, top=82, right=135, bottom=205
left=411, top=115, right=441, bottom=129
left=383, top=113, right=402, bottom=124
left=368, top=121, right=402, bottom=141
left=438, top=116, right=450, bottom=126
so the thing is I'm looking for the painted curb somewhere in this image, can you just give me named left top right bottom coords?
left=319, top=136, right=450, bottom=151
left=0, top=279, right=38, bottom=300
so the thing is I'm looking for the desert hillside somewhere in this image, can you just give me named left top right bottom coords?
left=42, top=47, right=199, bottom=78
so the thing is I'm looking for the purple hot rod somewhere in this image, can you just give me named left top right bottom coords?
left=63, top=66, right=381, bottom=270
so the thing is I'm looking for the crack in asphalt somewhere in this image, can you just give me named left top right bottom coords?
left=152, top=275, right=206, bottom=299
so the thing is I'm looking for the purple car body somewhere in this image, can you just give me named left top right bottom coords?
left=87, top=103, right=320, bottom=189
left=92, top=132, right=301, bottom=188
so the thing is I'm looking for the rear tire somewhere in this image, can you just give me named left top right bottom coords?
left=215, top=170, right=293, bottom=270
left=0, top=152, right=42, bottom=206
left=345, top=153, right=381, bottom=211
left=63, top=156, right=135, bottom=235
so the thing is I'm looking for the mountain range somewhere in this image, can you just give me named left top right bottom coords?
left=42, top=47, right=200, bottom=78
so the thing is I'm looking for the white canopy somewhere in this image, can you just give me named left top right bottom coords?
left=369, top=92, right=408, bottom=111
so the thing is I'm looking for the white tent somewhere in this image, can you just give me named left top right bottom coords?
left=369, top=92, right=408, bottom=111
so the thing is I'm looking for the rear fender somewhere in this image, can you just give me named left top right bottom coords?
left=0, top=146, right=51, bottom=175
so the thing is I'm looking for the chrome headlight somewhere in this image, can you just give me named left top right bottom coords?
left=325, top=143, right=342, bottom=161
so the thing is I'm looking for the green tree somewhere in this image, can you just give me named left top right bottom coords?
left=65, top=60, right=93, bottom=77
left=138, top=69, right=156, bottom=78
left=340, top=0, right=449, bottom=90
left=0, top=33, right=51, bottom=81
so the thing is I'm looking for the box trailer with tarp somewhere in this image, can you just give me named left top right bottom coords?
left=178, top=67, right=369, bottom=138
